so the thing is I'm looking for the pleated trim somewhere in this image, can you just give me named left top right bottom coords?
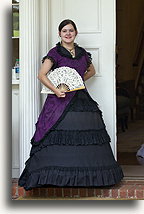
left=18, top=164, right=124, bottom=190
left=30, top=129, right=111, bottom=155
left=56, top=42, right=86, bottom=60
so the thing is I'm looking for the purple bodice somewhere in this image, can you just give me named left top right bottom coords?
left=32, top=44, right=91, bottom=143
left=46, top=46, right=89, bottom=80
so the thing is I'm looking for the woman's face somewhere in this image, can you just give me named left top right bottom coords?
left=59, top=24, right=77, bottom=44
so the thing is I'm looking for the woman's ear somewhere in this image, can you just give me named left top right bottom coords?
left=59, top=32, right=61, bottom=37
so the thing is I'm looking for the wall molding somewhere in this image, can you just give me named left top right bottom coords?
left=84, top=46, right=102, bottom=77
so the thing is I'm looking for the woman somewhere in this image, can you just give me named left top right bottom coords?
left=18, top=19, right=124, bottom=190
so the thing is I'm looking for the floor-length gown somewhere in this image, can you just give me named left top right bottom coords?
left=18, top=42, right=124, bottom=190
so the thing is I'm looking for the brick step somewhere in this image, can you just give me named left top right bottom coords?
left=12, top=179, right=144, bottom=200
left=15, top=196, right=138, bottom=200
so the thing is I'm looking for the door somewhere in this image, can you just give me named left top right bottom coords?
left=46, top=0, right=116, bottom=155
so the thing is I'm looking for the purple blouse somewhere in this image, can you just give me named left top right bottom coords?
left=32, top=43, right=92, bottom=143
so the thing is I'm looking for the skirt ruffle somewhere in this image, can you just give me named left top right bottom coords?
left=30, top=129, right=111, bottom=155
left=19, top=164, right=123, bottom=190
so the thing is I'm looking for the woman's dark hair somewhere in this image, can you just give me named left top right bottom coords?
left=58, top=19, right=77, bottom=32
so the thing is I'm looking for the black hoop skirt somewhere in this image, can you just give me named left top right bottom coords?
left=18, top=90, right=124, bottom=190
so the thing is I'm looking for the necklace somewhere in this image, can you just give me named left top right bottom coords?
left=68, top=48, right=75, bottom=58
left=61, top=44, right=75, bottom=58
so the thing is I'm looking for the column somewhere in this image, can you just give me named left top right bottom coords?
left=19, top=0, right=40, bottom=173
left=39, top=0, right=51, bottom=105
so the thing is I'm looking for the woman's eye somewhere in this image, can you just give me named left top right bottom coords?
left=62, top=29, right=74, bottom=33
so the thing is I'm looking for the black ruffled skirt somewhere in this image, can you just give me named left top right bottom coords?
left=18, top=90, right=124, bottom=190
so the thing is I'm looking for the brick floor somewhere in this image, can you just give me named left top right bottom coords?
left=12, top=179, right=144, bottom=200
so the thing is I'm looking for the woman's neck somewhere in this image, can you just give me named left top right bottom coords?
left=61, top=41, right=75, bottom=50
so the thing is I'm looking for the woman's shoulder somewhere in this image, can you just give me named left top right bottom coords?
left=76, top=45, right=92, bottom=62
left=75, top=44, right=91, bottom=57
left=76, top=44, right=86, bottom=52
left=42, top=46, right=59, bottom=64
left=48, top=46, right=58, bottom=54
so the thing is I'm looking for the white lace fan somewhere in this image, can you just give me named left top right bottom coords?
left=41, top=66, right=85, bottom=94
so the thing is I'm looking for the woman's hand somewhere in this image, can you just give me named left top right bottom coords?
left=38, top=59, right=66, bottom=98
left=54, top=88, right=66, bottom=98
left=84, top=63, right=96, bottom=81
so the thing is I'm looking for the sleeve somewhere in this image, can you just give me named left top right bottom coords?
left=41, top=48, right=58, bottom=69
left=85, top=51, right=92, bottom=68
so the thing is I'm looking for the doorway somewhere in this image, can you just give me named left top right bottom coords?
left=116, top=0, right=144, bottom=178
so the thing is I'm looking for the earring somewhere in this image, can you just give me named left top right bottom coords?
left=58, top=35, right=61, bottom=43
left=75, top=35, right=79, bottom=45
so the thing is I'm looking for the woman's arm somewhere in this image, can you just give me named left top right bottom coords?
left=38, top=59, right=66, bottom=97
left=84, top=63, right=96, bottom=81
